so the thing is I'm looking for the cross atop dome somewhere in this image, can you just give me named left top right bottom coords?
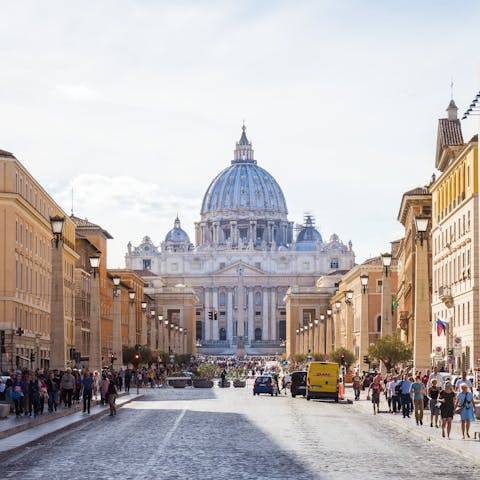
left=233, top=124, right=255, bottom=163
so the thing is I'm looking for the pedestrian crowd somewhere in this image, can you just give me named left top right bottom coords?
left=352, top=367, right=477, bottom=440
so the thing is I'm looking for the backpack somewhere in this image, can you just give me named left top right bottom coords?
left=395, top=381, right=403, bottom=396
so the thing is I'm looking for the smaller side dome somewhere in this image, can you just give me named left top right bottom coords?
left=165, top=216, right=190, bottom=243
left=295, top=214, right=322, bottom=251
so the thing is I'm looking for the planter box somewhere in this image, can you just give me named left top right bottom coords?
left=192, top=379, right=214, bottom=388
left=233, top=380, right=246, bottom=388
left=0, top=403, right=10, bottom=419
left=169, top=379, right=188, bottom=388
left=217, top=380, right=231, bottom=388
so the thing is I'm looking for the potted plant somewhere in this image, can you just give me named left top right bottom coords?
left=230, top=367, right=247, bottom=388
left=192, top=363, right=216, bottom=388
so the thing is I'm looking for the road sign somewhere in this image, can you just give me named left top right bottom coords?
left=307, top=355, right=313, bottom=363
left=447, top=354, right=454, bottom=364
left=435, top=346, right=443, bottom=354
left=281, top=360, right=288, bottom=366
left=169, top=355, right=175, bottom=364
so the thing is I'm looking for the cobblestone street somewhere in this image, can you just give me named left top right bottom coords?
left=1, top=385, right=479, bottom=479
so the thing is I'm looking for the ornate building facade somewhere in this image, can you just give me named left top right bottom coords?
left=125, top=127, right=355, bottom=355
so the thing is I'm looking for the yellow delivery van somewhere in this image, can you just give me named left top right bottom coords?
left=306, top=362, right=340, bottom=402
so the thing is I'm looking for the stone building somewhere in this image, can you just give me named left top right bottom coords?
left=430, top=99, right=479, bottom=371
left=125, top=127, right=355, bottom=355
left=0, top=148, right=78, bottom=371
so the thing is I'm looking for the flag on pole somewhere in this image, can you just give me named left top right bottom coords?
left=391, top=296, right=398, bottom=315
left=436, top=318, right=447, bottom=336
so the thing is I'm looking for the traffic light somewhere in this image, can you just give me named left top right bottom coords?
left=133, top=353, right=140, bottom=362
left=110, top=353, right=116, bottom=364
left=30, top=352, right=36, bottom=362
left=208, top=311, right=213, bottom=320
left=15, top=327, right=24, bottom=336
left=340, top=354, right=345, bottom=365
left=447, top=349, right=453, bottom=356
left=363, top=355, right=369, bottom=364
left=214, top=311, right=218, bottom=321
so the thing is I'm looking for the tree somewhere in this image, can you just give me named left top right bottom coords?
left=367, top=333, right=412, bottom=371
left=329, top=348, right=355, bottom=369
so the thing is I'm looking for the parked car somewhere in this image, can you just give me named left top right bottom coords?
left=290, top=371, right=307, bottom=398
left=253, top=375, right=278, bottom=396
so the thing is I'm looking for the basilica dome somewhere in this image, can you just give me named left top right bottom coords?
left=200, top=127, right=288, bottom=222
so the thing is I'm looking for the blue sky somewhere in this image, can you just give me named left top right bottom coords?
left=0, top=1, right=479, bottom=266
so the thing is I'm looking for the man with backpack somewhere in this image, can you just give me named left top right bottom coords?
left=82, top=371, right=94, bottom=414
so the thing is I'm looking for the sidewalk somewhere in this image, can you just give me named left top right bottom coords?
left=346, top=387, right=480, bottom=463
left=0, top=392, right=142, bottom=457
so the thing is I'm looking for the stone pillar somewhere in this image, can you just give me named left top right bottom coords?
left=212, top=288, right=219, bottom=340
left=247, top=287, right=254, bottom=344
left=140, top=310, right=147, bottom=346
left=50, top=243, right=67, bottom=371
left=227, top=288, right=233, bottom=341
left=381, top=271, right=393, bottom=336
left=112, top=291, right=121, bottom=362
left=270, top=289, right=277, bottom=340
left=262, top=288, right=269, bottom=340
left=89, top=273, right=102, bottom=372
left=360, top=291, right=369, bottom=370
left=237, top=268, right=245, bottom=356
left=346, top=303, right=354, bottom=353
left=128, top=301, right=135, bottom=347
left=414, top=239, right=431, bottom=371
left=204, top=288, right=211, bottom=340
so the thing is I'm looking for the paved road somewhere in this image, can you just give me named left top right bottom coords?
left=1, top=385, right=478, bottom=479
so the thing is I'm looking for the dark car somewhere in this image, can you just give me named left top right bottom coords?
left=253, top=375, right=278, bottom=396
left=290, top=371, right=307, bottom=398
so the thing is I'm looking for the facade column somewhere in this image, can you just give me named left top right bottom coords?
left=236, top=266, right=245, bottom=355
left=270, top=289, right=277, bottom=340
left=360, top=291, right=369, bottom=371
left=128, top=300, right=135, bottom=347
left=381, top=270, right=393, bottom=336
left=204, top=288, right=211, bottom=340
left=212, top=288, right=219, bottom=340
left=262, top=288, right=269, bottom=340
left=89, top=273, right=102, bottom=372
left=247, top=287, right=254, bottom=344
left=50, top=242, right=67, bottom=371
left=414, top=237, right=431, bottom=371
left=227, top=288, right=233, bottom=341
left=112, top=291, right=121, bottom=363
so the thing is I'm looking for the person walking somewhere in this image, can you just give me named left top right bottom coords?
left=124, top=369, right=131, bottom=394
left=455, top=383, right=476, bottom=439
left=439, top=382, right=455, bottom=439
left=352, top=373, right=362, bottom=401
left=46, top=371, right=58, bottom=412
left=454, top=372, right=473, bottom=392
left=60, top=368, right=75, bottom=408
left=427, top=379, right=441, bottom=428
left=82, top=371, right=94, bottom=414
left=400, top=375, right=412, bottom=418
left=368, top=378, right=383, bottom=414
left=93, top=371, right=101, bottom=400
left=107, top=376, right=118, bottom=416
left=100, top=374, right=109, bottom=405
left=410, top=376, right=426, bottom=425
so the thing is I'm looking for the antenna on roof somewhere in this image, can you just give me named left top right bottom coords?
left=450, top=77, right=454, bottom=100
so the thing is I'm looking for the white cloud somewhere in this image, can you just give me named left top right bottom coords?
left=55, top=83, right=98, bottom=102
left=51, top=174, right=199, bottom=268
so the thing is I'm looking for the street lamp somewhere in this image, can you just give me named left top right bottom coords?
left=129, top=291, right=136, bottom=301
left=89, top=253, right=102, bottom=372
left=141, top=301, right=147, bottom=310
left=381, top=252, right=392, bottom=276
left=50, top=215, right=65, bottom=248
left=335, top=301, right=341, bottom=311
left=346, top=290, right=354, bottom=304
left=112, top=276, right=121, bottom=297
left=414, top=215, right=429, bottom=246
left=360, top=273, right=369, bottom=294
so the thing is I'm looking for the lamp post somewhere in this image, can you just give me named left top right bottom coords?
left=128, top=291, right=136, bottom=348
left=326, top=308, right=333, bottom=354
left=381, top=252, right=393, bottom=337
left=320, top=314, right=326, bottom=357
left=413, top=215, right=431, bottom=372
left=163, top=318, right=169, bottom=353
left=89, top=254, right=102, bottom=372
left=179, top=327, right=184, bottom=353
left=314, top=319, right=319, bottom=354
left=149, top=308, right=156, bottom=350
left=141, top=301, right=147, bottom=346
left=112, top=276, right=121, bottom=367
left=157, top=315, right=163, bottom=351
left=50, top=215, right=67, bottom=371
left=309, top=321, right=314, bottom=353
left=359, top=272, right=369, bottom=371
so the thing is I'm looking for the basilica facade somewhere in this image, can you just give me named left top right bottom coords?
left=125, top=127, right=355, bottom=355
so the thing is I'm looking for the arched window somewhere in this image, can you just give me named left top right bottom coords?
left=376, top=315, right=382, bottom=332
left=255, top=292, right=262, bottom=306
left=219, top=328, right=227, bottom=341
left=219, top=292, right=226, bottom=306
left=255, top=327, right=262, bottom=341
